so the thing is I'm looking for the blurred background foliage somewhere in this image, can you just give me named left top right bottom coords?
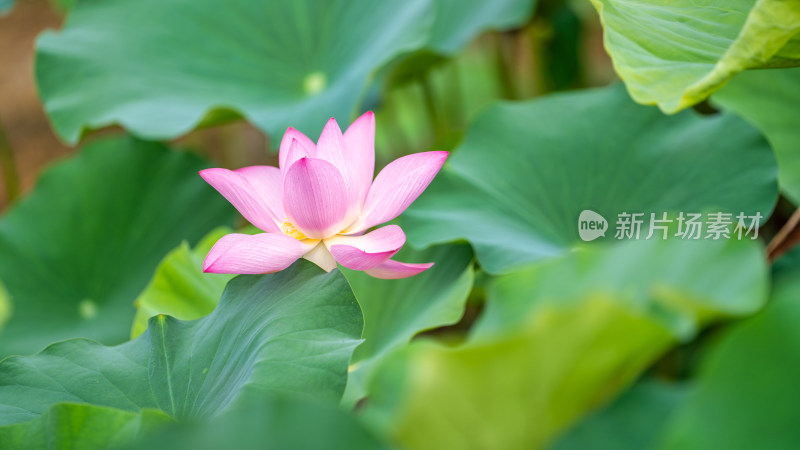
left=1, top=0, right=800, bottom=449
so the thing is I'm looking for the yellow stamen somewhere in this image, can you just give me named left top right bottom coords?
left=282, top=219, right=307, bottom=240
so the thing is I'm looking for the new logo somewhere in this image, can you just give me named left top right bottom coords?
left=578, top=210, right=607, bottom=241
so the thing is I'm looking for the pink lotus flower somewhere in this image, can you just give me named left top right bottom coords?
left=200, top=111, right=447, bottom=279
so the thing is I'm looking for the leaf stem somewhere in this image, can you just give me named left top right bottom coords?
left=494, top=31, right=519, bottom=100
left=0, top=117, right=20, bottom=205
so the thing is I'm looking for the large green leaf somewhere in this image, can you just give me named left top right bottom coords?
left=713, top=67, right=800, bottom=203
left=428, top=0, right=535, bottom=53
left=36, top=0, right=432, bottom=144
left=0, top=261, right=362, bottom=428
left=403, top=85, right=778, bottom=273
left=129, top=237, right=475, bottom=409
left=341, top=244, right=474, bottom=407
left=590, top=0, right=800, bottom=113
left=130, top=227, right=235, bottom=339
left=0, top=137, right=234, bottom=357
left=376, top=0, right=535, bottom=90
left=128, top=393, right=387, bottom=450
left=476, top=238, right=768, bottom=341
left=363, top=238, right=768, bottom=450
left=551, top=380, right=687, bottom=450
left=658, top=267, right=800, bottom=449
left=365, top=298, right=673, bottom=450
left=0, top=393, right=389, bottom=450
left=0, top=404, right=173, bottom=449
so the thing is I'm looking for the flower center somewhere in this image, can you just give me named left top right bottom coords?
left=281, top=219, right=307, bottom=240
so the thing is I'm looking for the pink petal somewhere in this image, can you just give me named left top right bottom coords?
left=343, top=111, right=375, bottom=208
left=365, top=259, right=434, bottom=279
left=279, top=127, right=315, bottom=171
left=281, top=138, right=312, bottom=181
left=203, top=233, right=310, bottom=274
left=234, top=165, right=284, bottom=223
left=204, top=233, right=250, bottom=266
left=283, top=157, right=348, bottom=239
left=316, top=118, right=345, bottom=160
left=348, top=151, right=449, bottom=233
left=200, top=168, right=281, bottom=233
left=326, top=225, right=406, bottom=270
left=315, top=118, right=359, bottom=224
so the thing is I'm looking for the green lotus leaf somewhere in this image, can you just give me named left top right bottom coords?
left=403, top=85, right=778, bottom=273
left=130, top=227, right=236, bottom=339
left=427, top=0, right=536, bottom=53
left=476, top=238, right=768, bottom=341
left=127, top=235, right=475, bottom=410
left=0, top=261, right=362, bottom=428
left=590, top=0, right=800, bottom=113
left=552, top=380, right=687, bottom=450
left=0, top=404, right=173, bottom=449
left=0, top=137, right=235, bottom=357
left=365, top=298, right=672, bottom=450
left=379, top=0, right=535, bottom=90
left=659, top=265, right=800, bottom=449
left=363, top=238, right=768, bottom=449
left=35, top=0, right=433, bottom=144
left=341, top=244, right=474, bottom=407
left=713, top=67, right=800, bottom=203
left=127, top=393, right=387, bottom=450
